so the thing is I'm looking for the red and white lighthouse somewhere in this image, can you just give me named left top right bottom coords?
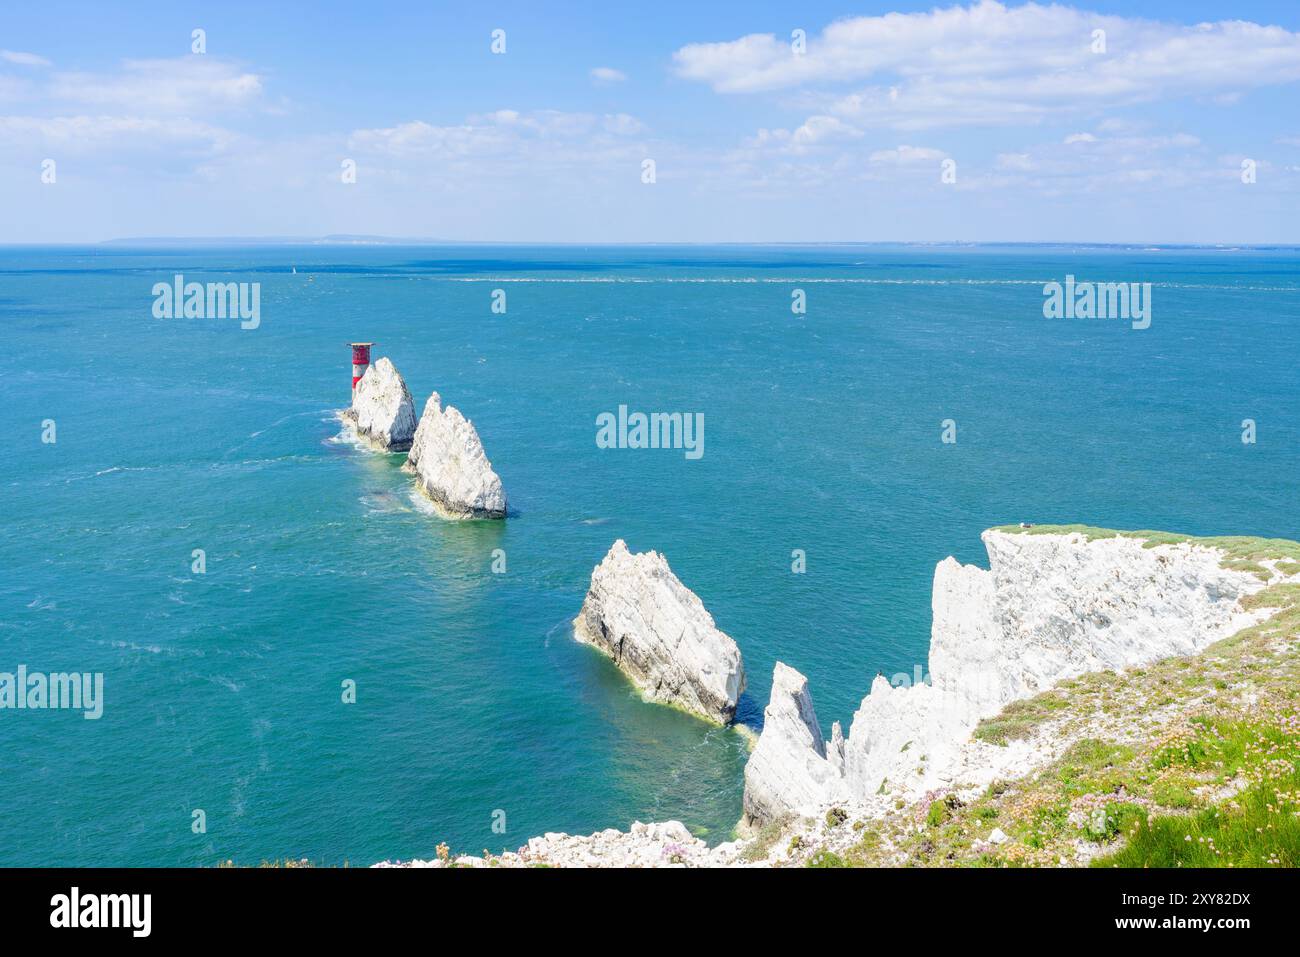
left=349, top=342, right=374, bottom=396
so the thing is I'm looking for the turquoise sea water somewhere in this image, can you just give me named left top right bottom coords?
left=2, top=243, right=1298, bottom=866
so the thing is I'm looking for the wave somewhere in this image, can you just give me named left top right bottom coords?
left=361, top=490, right=411, bottom=515
left=110, top=639, right=165, bottom=655
left=209, top=675, right=243, bottom=694
left=228, top=407, right=338, bottom=453
left=327, top=411, right=365, bottom=450
left=65, top=464, right=162, bottom=483
left=406, top=488, right=440, bottom=517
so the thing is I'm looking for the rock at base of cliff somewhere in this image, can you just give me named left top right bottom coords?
left=403, top=392, right=507, bottom=519
left=372, top=820, right=744, bottom=868
left=573, top=539, right=746, bottom=725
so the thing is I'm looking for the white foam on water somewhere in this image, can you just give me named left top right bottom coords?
left=327, top=411, right=366, bottom=449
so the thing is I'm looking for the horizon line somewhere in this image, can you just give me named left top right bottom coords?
left=3, top=237, right=1299, bottom=251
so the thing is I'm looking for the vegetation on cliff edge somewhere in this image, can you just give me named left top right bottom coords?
left=805, top=567, right=1300, bottom=868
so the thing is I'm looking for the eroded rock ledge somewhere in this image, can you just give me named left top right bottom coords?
left=573, top=540, right=746, bottom=725
left=402, top=392, right=507, bottom=519
left=341, top=356, right=417, bottom=451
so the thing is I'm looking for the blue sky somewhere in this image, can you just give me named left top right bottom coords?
left=2, top=0, right=1298, bottom=243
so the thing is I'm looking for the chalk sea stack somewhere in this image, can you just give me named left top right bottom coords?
left=343, top=356, right=417, bottom=451
left=403, top=392, right=507, bottom=519
left=573, top=540, right=746, bottom=725
left=741, top=662, right=847, bottom=830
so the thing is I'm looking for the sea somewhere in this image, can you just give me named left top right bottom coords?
left=2, top=242, right=1297, bottom=866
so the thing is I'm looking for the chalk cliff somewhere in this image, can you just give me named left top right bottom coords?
left=573, top=540, right=746, bottom=725
left=403, top=392, right=507, bottom=519
left=742, top=527, right=1272, bottom=827
left=343, top=356, right=417, bottom=451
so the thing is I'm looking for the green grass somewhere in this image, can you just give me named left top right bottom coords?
left=973, top=692, right=1070, bottom=745
left=1151, top=780, right=1197, bottom=808
left=1058, top=739, right=1135, bottom=785
left=806, top=850, right=848, bottom=868
left=956, top=577, right=1299, bottom=867
left=925, top=800, right=950, bottom=828
left=1084, top=802, right=1148, bottom=842
left=739, top=816, right=791, bottom=863
left=1095, top=716, right=1300, bottom=867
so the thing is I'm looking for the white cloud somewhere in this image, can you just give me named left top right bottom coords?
left=792, top=115, right=861, bottom=143
left=348, top=119, right=489, bottom=157
left=0, top=114, right=242, bottom=154
left=996, top=152, right=1037, bottom=171
left=47, top=57, right=264, bottom=113
left=1096, top=117, right=1144, bottom=134
left=590, top=67, right=627, bottom=85
left=720, top=116, right=1231, bottom=197
left=973, top=128, right=1215, bottom=192
left=744, top=115, right=863, bottom=155
left=0, top=76, right=28, bottom=101
left=672, top=1, right=1300, bottom=129
left=344, top=108, right=651, bottom=186
left=1, top=50, right=51, bottom=67
left=869, top=145, right=945, bottom=164
left=0, top=56, right=263, bottom=165
left=603, top=113, right=645, bottom=135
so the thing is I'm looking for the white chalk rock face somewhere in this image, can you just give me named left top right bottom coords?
left=741, top=663, right=846, bottom=830
left=742, top=528, right=1270, bottom=826
left=573, top=540, right=746, bottom=725
left=403, top=392, right=507, bottom=519
left=344, top=356, right=417, bottom=451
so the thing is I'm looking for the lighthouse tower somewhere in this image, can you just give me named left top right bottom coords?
left=349, top=342, right=374, bottom=397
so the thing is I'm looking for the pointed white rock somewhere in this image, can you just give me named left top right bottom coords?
left=344, top=356, right=417, bottom=451
left=403, top=392, right=507, bottom=519
left=741, top=663, right=846, bottom=830
left=573, top=540, right=745, bottom=725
